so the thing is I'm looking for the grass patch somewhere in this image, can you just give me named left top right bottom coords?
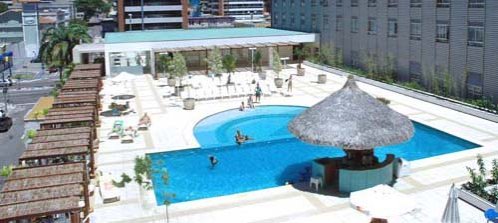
left=12, top=73, right=34, bottom=80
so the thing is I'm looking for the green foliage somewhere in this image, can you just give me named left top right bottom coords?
left=169, top=53, right=188, bottom=80
left=271, top=49, right=282, bottom=77
left=156, top=54, right=171, bottom=77
left=26, top=129, right=37, bottom=139
left=74, top=0, right=111, bottom=20
left=318, top=46, right=335, bottom=66
left=112, top=173, right=132, bottom=188
left=253, top=50, right=263, bottom=72
left=39, top=23, right=91, bottom=82
left=0, top=2, right=7, bottom=14
left=442, top=70, right=454, bottom=97
left=294, top=46, right=309, bottom=68
left=491, top=159, right=498, bottom=184
left=0, top=165, right=14, bottom=178
left=134, top=156, right=153, bottom=190
left=464, top=155, right=489, bottom=199
left=69, top=19, right=88, bottom=27
left=222, top=54, right=237, bottom=75
left=206, top=47, right=224, bottom=76
left=362, top=51, right=377, bottom=79
left=399, top=81, right=425, bottom=91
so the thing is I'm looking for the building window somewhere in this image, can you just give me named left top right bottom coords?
left=388, top=0, right=398, bottom=7
left=436, top=21, right=449, bottom=43
left=299, top=13, right=305, bottom=26
left=322, top=0, right=329, bottom=6
left=336, top=16, right=343, bottom=31
left=290, top=0, right=295, bottom=7
left=410, top=19, right=421, bottom=40
left=437, top=0, right=450, bottom=8
left=469, top=0, right=485, bottom=8
left=468, top=22, right=484, bottom=47
left=323, top=15, right=329, bottom=25
left=311, top=14, right=317, bottom=31
left=368, top=18, right=377, bottom=35
left=282, top=14, right=286, bottom=24
left=466, top=72, right=483, bottom=99
left=311, top=0, right=317, bottom=7
left=368, top=0, right=376, bottom=7
left=351, top=0, right=358, bottom=7
left=301, top=0, right=305, bottom=6
left=388, top=19, right=398, bottom=37
left=351, top=17, right=359, bottom=33
left=409, top=61, right=422, bottom=83
left=410, top=0, right=422, bottom=7
left=290, top=14, right=295, bottom=26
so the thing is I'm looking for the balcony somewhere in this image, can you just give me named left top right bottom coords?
left=125, top=5, right=182, bottom=12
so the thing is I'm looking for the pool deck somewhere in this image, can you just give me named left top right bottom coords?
left=91, top=64, right=498, bottom=223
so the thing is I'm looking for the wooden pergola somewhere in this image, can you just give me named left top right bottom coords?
left=52, top=97, right=99, bottom=110
left=0, top=163, right=89, bottom=223
left=73, top=63, right=103, bottom=76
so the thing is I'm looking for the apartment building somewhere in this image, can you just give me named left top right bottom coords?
left=272, top=0, right=498, bottom=102
left=117, top=0, right=188, bottom=31
left=207, top=0, right=265, bottom=22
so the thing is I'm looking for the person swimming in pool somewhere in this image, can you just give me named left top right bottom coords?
left=209, top=155, right=218, bottom=169
left=235, top=130, right=252, bottom=145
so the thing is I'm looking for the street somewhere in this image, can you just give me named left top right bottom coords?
left=0, top=76, right=57, bottom=173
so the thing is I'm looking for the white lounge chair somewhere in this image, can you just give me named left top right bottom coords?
left=99, top=172, right=121, bottom=204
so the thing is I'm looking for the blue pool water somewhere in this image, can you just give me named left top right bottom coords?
left=150, top=105, right=479, bottom=204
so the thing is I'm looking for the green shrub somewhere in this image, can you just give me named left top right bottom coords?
left=0, top=165, right=14, bottom=178
left=112, top=173, right=132, bottom=188
left=26, top=129, right=37, bottom=139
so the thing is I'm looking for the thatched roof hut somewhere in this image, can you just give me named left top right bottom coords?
left=289, top=76, right=414, bottom=151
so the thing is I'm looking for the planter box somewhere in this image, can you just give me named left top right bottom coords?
left=317, top=74, right=327, bottom=84
left=183, top=98, right=195, bottom=110
left=458, top=188, right=494, bottom=211
left=274, top=78, right=284, bottom=88
left=167, top=78, right=176, bottom=87
left=303, top=61, right=498, bottom=123
left=297, top=67, right=305, bottom=76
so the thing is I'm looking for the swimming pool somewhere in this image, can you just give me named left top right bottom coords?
left=150, top=105, right=479, bottom=204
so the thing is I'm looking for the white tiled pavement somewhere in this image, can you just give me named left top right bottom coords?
left=90, top=64, right=498, bottom=223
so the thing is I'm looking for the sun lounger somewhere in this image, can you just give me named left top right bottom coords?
left=108, top=120, right=124, bottom=139
left=99, top=172, right=121, bottom=204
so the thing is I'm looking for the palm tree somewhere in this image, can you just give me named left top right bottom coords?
left=39, top=23, right=91, bottom=82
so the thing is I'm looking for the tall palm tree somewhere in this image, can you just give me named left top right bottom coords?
left=39, top=23, right=91, bottom=82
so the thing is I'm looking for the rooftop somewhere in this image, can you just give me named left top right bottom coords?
left=104, top=28, right=313, bottom=44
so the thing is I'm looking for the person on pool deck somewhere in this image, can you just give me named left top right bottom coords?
left=209, top=155, right=218, bottom=169
left=239, top=101, right=245, bottom=111
left=255, top=83, right=262, bottom=103
left=247, top=94, right=255, bottom=109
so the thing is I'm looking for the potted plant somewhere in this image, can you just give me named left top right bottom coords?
left=272, top=49, right=284, bottom=88
left=222, top=54, right=237, bottom=85
left=294, top=45, right=308, bottom=76
left=253, top=50, right=265, bottom=80
left=317, top=74, right=327, bottom=84
left=205, top=47, right=224, bottom=80
left=169, top=53, right=195, bottom=110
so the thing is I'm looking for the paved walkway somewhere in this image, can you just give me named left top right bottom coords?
left=91, top=64, right=498, bottom=223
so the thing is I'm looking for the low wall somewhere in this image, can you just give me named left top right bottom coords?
left=304, top=61, right=498, bottom=123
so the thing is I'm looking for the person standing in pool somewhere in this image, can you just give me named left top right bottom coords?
left=209, top=155, right=218, bottom=169
left=255, top=83, right=262, bottom=103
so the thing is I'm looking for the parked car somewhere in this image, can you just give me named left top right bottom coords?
left=0, top=116, right=12, bottom=133
left=48, top=67, right=58, bottom=73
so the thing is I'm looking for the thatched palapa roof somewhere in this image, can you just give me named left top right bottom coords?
left=288, top=76, right=414, bottom=150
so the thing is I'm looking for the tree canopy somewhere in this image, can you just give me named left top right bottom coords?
left=74, top=0, right=111, bottom=20
left=39, top=23, right=91, bottom=81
